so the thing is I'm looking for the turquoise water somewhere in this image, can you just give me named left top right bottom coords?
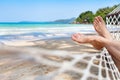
left=0, top=23, right=92, bottom=28
left=0, top=23, right=95, bottom=41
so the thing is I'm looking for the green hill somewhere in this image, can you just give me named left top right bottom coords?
left=75, top=4, right=118, bottom=24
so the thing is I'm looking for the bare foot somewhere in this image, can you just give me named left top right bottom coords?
left=93, top=16, right=112, bottom=40
left=72, top=33, right=92, bottom=43
left=72, top=33, right=106, bottom=50
left=93, top=16, right=120, bottom=70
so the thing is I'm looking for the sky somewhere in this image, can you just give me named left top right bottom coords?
left=0, top=0, right=120, bottom=22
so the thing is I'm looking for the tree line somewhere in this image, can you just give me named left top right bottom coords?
left=75, top=5, right=118, bottom=24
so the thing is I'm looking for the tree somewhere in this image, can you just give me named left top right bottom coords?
left=75, top=4, right=118, bottom=24
left=77, top=11, right=94, bottom=23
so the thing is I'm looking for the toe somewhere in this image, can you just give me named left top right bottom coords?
left=72, top=34, right=77, bottom=41
left=96, top=17, right=100, bottom=23
left=94, top=19, right=99, bottom=25
left=93, top=21, right=98, bottom=30
left=72, top=33, right=80, bottom=40
left=93, top=21, right=97, bottom=26
left=98, top=16, right=104, bottom=23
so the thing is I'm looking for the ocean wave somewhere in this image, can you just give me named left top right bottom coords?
left=0, top=24, right=95, bottom=41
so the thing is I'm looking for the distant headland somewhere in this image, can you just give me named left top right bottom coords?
left=0, top=17, right=76, bottom=24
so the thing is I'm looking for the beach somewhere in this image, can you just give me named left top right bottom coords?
left=0, top=37, right=102, bottom=80
left=2, top=37, right=100, bottom=53
left=0, top=0, right=119, bottom=79
left=0, top=24, right=98, bottom=54
left=0, top=24, right=103, bottom=80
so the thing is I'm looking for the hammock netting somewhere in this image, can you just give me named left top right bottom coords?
left=0, top=5, right=120, bottom=80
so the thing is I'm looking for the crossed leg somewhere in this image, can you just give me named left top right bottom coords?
left=93, top=16, right=112, bottom=40
left=72, top=16, right=120, bottom=71
left=72, top=33, right=107, bottom=50
left=72, top=16, right=112, bottom=49
left=94, top=16, right=120, bottom=70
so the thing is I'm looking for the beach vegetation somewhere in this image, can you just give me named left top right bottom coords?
left=75, top=4, right=118, bottom=24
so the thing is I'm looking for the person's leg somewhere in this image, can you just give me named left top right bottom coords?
left=103, top=40, right=120, bottom=71
left=93, top=16, right=112, bottom=40
left=72, top=33, right=120, bottom=71
left=91, top=16, right=113, bottom=50
left=72, top=33, right=108, bottom=49
left=93, top=16, right=120, bottom=70
left=72, top=16, right=113, bottom=50
left=72, top=16, right=120, bottom=71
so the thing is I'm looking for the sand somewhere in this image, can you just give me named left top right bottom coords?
left=2, top=38, right=100, bottom=53
left=0, top=37, right=101, bottom=80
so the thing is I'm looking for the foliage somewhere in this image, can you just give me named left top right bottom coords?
left=75, top=5, right=118, bottom=24
left=76, top=11, right=94, bottom=23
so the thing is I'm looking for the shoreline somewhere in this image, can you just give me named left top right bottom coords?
left=0, top=32, right=96, bottom=47
left=0, top=36, right=100, bottom=53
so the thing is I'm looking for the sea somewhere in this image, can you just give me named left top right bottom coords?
left=0, top=23, right=96, bottom=41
